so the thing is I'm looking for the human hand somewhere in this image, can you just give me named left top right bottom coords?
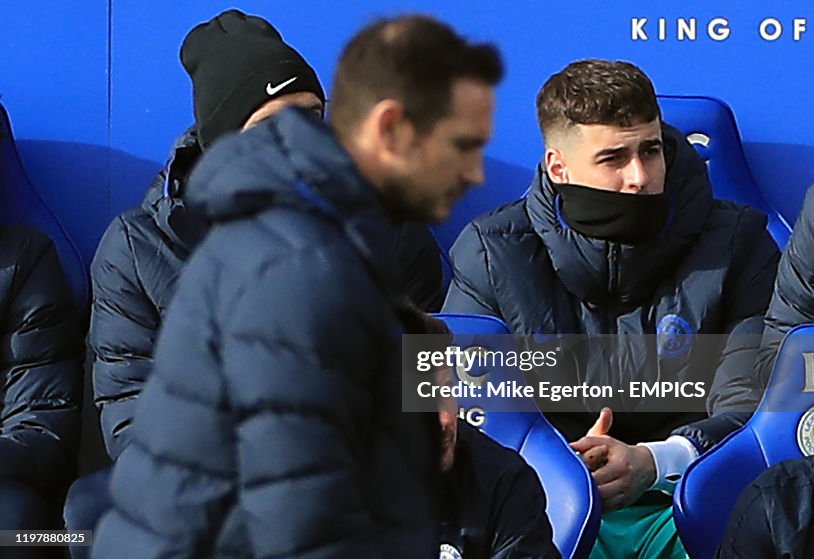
left=570, top=408, right=657, bottom=511
left=577, top=407, right=613, bottom=470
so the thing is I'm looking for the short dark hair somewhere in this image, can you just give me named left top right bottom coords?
left=331, top=15, right=503, bottom=137
left=536, top=59, right=660, bottom=141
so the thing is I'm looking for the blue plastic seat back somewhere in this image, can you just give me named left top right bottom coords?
left=0, top=102, right=88, bottom=309
left=430, top=160, right=534, bottom=300
left=519, top=415, right=602, bottom=559
left=674, top=324, right=814, bottom=559
left=431, top=159, right=533, bottom=256
left=434, top=313, right=601, bottom=559
left=658, top=95, right=791, bottom=249
left=436, top=313, right=538, bottom=447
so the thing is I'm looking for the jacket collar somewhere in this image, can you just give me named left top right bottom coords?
left=142, top=126, right=201, bottom=208
left=141, top=126, right=207, bottom=254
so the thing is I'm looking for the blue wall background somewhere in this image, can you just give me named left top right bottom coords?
left=2, top=1, right=813, bottom=264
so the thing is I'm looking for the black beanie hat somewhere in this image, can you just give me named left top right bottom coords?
left=180, top=9, right=325, bottom=148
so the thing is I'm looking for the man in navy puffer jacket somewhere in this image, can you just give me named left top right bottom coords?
left=92, top=15, right=503, bottom=558
left=443, top=60, right=779, bottom=558
left=63, top=11, right=331, bottom=550
left=65, top=10, right=444, bottom=553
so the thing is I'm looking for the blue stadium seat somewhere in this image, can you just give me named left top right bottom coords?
left=659, top=94, right=792, bottom=249
left=434, top=313, right=601, bottom=559
left=0, top=102, right=88, bottom=309
left=674, top=324, right=814, bottom=559
left=431, top=158, right=533, bottom=255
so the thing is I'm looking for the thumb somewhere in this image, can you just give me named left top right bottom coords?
left=586, top=407, right=613, bottom=437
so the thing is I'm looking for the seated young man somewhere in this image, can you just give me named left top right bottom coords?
left=0, top=224, right=82, bottom=558
left=718, top=185, right=814, bottom=559
left=90, top=9, right=327, bottom=465
left=443, top=59, right=780, bottom=558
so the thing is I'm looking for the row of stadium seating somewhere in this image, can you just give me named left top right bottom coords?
left=0, top=95, right=804, bottom=558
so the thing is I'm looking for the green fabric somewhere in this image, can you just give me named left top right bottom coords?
left=589, top=498, right=687, bottom=559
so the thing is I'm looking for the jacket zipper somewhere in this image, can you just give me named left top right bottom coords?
left=608, top=243, right=620, bottom=298
left=607, top=243, right=623, bottom=402
left=606, top=243, right=620, bottom=333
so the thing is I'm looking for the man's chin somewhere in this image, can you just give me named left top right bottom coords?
left=429, top=203, right=454, bottom=224
left=392, top=200, right=454, bottom=224
left=402, top=207, right=451, bottom=224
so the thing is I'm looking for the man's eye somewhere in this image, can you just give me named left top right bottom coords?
left=455, top=139, right=482, bottom=152
left=643, top=146, right=663, bottom=157
left=600, top=154, right=625, bottom=165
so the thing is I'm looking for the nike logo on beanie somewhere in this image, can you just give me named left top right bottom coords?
left=266, top=76, right=298, bottom=97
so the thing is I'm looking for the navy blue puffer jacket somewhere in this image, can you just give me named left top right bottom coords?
left=441, top=421, right=560, bottom=559
left=92, top=108, right=440, bottom=558
left=755, top=186, right=814, bottom=384
left=91, top=126, right=442, bottom=461
left=443, top=125, right=780, bottom=449
left=0, top=226, right=82, bottom=493
left=90, top=128, right=204, bottom=461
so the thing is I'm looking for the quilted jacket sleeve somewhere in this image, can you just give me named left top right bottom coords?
left=717, top=457, right=814, bottom=559
left=755, top=186, right=814, bottom=386
left=0, top=227, right=82, bottom=492
left=673, top=206, right=780, bottom=451
left=443, top=222, right=501, bottom=316
left=90, top=216, right=161, bottom=460
left=225, top=249, right=387, bottom=556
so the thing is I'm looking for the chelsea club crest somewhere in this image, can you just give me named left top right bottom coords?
left=657, top=314, right=694, bottom=358
left=439, top=543, right=463, bottom=559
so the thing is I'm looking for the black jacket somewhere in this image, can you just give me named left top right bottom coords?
left=441, top=421, right=561, bottom=559
left=443, top=125, right=780, bottom=448
left=718, top=456, right=814, bottom=559
left=91, top=127, right=442, bottom=461
left=0, top=226, right=82, bottom=493
left=92, top=109, right=440, bottom=558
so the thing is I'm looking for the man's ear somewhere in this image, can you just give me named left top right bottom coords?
left=545, top=147, right=569, bottom=183
left=369, top=99, right=415, bottom=160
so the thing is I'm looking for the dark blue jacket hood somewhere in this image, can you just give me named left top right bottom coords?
left=186, top=108, right=384, bottom=225
left=185, top=107, right=409, bottom=301
left=141, top=126, right=206, bottom=253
